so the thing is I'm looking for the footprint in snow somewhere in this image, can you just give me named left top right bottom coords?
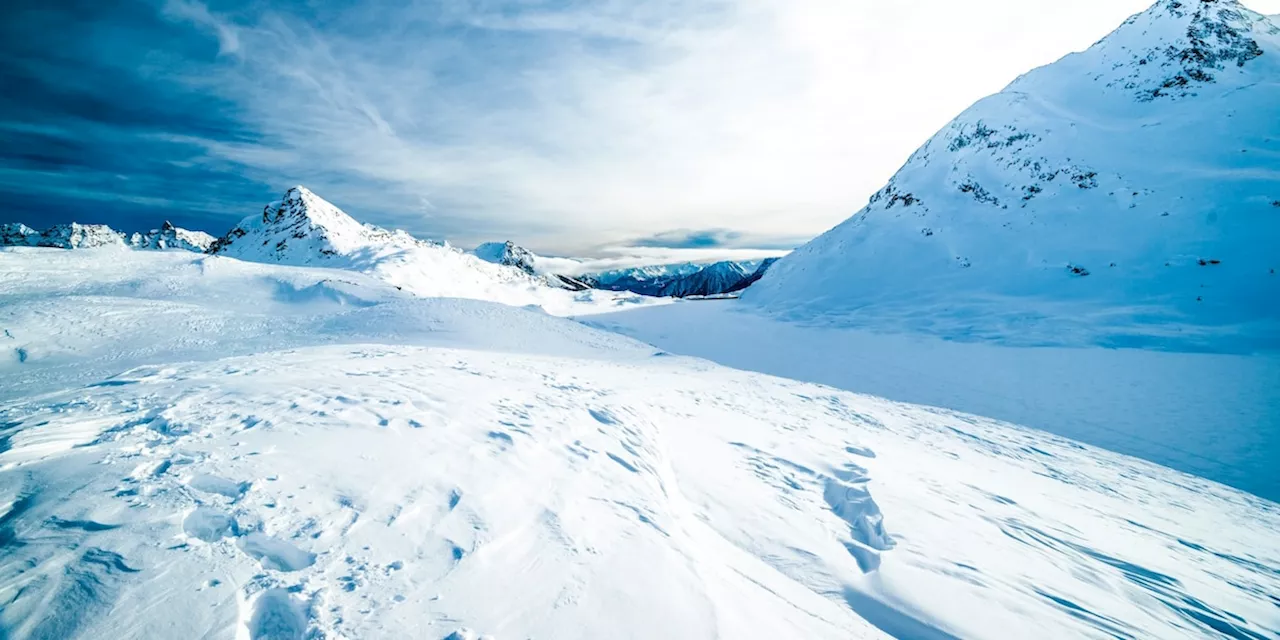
left=245, top=588, right=309, bottom=640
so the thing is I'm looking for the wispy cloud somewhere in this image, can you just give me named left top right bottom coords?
left=2, top=0, right=1181, bottom=251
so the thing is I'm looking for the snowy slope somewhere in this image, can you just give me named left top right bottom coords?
left=128, top=221, right=216, bottom=252
left=1, top=248, right=1278, bottom=639
left=749, top=0, right=1280, bottom=351
left=209, top=187, right=657, bottom=315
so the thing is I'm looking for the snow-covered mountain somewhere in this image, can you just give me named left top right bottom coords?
left=209, top=186, right=652, bottom=314
left=658, top=261, right=748, bottom=297
left=2, top=221, right=212, bottom=252
left=582, top=263, right=705, bottom=296
left=473, top=240, right=538, bottom=274
left=0, top=222, right=130, bottom=249
left=653, top=258, right=780, bottom=298
left=2, top=247, right=1276, bottom=639
left=587, top=260, right=778, bottom=297
left=128, top=221, right=216, bottom=252
left=472, top=240, right=593, bottom=291
left=749, top=0, right=1280, bottom=351
left=208, top=186, right=426, bottom=264
left=1, top=223, right=39, bottom=246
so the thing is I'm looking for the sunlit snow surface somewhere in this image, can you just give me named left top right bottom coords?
left=2, top=248, right=1278, bottom=639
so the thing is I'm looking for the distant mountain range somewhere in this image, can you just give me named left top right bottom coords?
left=471, top=241, right=780, bottom=298
left=1, top=221, right=215, bottom=251
left=4, top=190, right=780, bottom=300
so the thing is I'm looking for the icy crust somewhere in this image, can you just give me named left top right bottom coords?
left=748, top=0, right=1280, bottom=350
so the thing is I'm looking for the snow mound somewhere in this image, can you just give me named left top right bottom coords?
left=748, top=0, right=1280, bottom=351
left=128, top=221, right=216, bottom=252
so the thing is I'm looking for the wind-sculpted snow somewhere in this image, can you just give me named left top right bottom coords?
left=749, top=0, right=1280, bottom=351
left=1, top=248, right=1277, bottom=639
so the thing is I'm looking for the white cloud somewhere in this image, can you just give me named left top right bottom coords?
left=164, top=0, right=1268, bottom=253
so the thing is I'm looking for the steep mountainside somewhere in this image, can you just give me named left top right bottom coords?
left=749, top=0, right=1280, bottom=351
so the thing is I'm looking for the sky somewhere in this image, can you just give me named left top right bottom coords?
left=3, top=0, right=1279, bottom=255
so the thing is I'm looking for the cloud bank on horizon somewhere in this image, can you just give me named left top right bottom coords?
left=4, top=0, right=1277, bottom=254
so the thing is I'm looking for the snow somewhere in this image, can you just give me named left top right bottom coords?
left=2, top=3, right=1278, bottom=638
left=584, top=300, right=1280, bottom=502
left=128, top=221, right=216, bottom=252
left=25, top=223, right=128, bottom=249
left=2, top=246, right=1278, bottom=640
left=206, top=186, right=664, bottom=316
left=747, top=0, right=1280, bottom=352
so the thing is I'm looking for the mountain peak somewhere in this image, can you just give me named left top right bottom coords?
left=210, top=186, right=411, bottom=264
left=473, top=240, right=538, bottom=275
left=1035, top=0, right=1276, bottom=101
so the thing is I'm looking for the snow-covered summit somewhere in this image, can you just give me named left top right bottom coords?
left=1067, top=0, right=1271, bottom=101
left=0, top=223, right=39, bottom=246
left=129, top=221, right=216, bottom=252
left=208, top=187, right=657, bottom=314
left=30, top=223, right=127, bottom=249
left=749, top=0, right=1280, bottom=351
left=208, top=186, right=424, bottom=264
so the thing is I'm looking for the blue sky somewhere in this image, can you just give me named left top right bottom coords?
left=4, top=0, right=1276, bottom=254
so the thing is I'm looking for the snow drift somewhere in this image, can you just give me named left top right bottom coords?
left=0, top=248, right=1277, bottom=639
